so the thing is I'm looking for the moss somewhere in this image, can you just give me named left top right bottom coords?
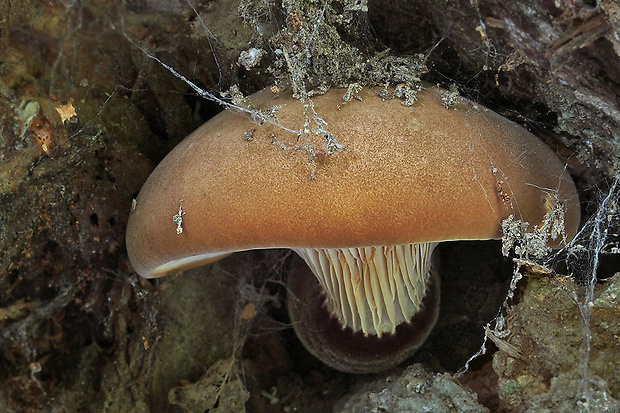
left=493, top=276, right=620, bottom=409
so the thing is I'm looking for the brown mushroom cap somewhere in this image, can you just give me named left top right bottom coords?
left=126, top=85, right=580, bottom=278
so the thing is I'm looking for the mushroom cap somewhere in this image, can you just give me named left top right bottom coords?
left=126, top=85, right=580, bottom=278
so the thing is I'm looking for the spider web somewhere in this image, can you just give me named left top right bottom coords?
left=458, top=177, right=620, bottom=409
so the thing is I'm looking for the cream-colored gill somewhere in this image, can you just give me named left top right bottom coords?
left=294, top=243, right=437, bottom=337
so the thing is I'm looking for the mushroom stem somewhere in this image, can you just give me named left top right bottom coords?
left=293, top=242, right=437, bottom=337
left=287, top=251, right=441, bottom=373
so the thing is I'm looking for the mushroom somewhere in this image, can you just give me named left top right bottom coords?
left=125, top=84, right=580, bottom=373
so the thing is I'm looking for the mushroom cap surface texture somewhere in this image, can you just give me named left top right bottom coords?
left=126, top=85, right=580, bottom=278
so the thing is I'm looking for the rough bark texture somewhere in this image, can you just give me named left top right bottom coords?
left=0, top=0, right=618, bottom=412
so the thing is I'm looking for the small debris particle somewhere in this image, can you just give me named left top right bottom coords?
left=514, top=258, right=555, bottom=278
left=391, top=83, right=420, bottom=106
left=29, top=115, right=54, bottom=155
left=344, top=0, right=368, bottom=12
left=440, top=83, right=460, bottom=108
left=495, top=50, right=526, bottom=86
left=260, top=387, right=280, bottom=405
left=29, top=362, right=42, bottom=374
left=340, top=83, right=363, bottom=106
left=244, top=129, right=254, bottom=141
left=224, top=85, right=252, bottom=108
left=55, top=100, right=78, bottom=123
left=240, top=302, right=256, bottom=320
left=485, top=325, right=524, bottom=360
left=172, top=200, right=185, bottom=235
left=169, top=358, right=249, bottom=412
left=238, top=47, right=266, bottom=70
